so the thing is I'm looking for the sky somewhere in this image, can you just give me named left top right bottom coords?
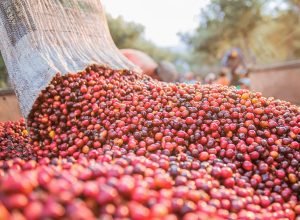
left=101, top=0, right=210, bottom=48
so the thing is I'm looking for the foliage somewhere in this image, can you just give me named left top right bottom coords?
left=181, top=0, right=300, bottom=69
left=107, top=15, right=179, bottom=64
left=0, top=54, right=8, bottom=88
left=181, top=0, right=263, bottom=67
left=106, top=14, right=144, bottom=49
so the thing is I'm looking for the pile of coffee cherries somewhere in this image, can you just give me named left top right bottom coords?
left=0, top=65, right=299, bottom=219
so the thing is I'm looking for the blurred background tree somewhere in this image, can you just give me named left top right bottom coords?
left=107, top=15, right=180, bottom=64
left=0, top=54, right=8, bottom=89
left=181, top=0, right=300, bottom=72
left=180, top=0, right=263, bottom=67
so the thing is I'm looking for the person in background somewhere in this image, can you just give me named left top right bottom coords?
left=221, top=48, right=246, bottom=86
left=214, top=68, right=230, bottom=86
left=120, top=49, right=178, bottom=82
left=238, top=70, right=251, bottom=90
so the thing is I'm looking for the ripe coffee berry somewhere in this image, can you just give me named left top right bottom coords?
left=0, top=65, right=298, bottom=219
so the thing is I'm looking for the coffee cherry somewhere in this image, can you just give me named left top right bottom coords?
left=0, top=65, right=298, bottom=219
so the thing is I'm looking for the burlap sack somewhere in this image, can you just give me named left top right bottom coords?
left=0, top=0, right=137, bottom=117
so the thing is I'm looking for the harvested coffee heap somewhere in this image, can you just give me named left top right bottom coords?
left=0, top=65, right=299, bottom=219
